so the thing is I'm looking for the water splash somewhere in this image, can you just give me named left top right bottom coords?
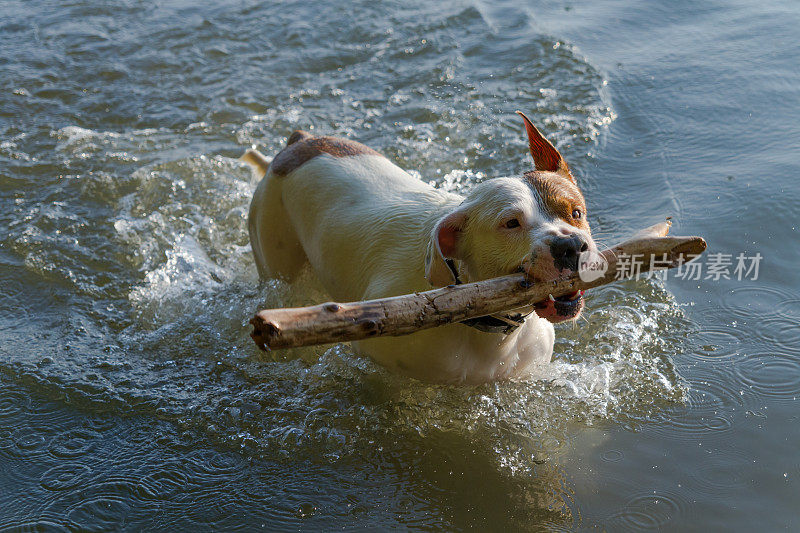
left=0, top=0, right=686, bottom=519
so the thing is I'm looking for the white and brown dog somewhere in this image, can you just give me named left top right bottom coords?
left=244, top=112, right=596, bottom=384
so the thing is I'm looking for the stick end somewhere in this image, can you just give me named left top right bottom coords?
left=250, top=314, right=280, bottom=351
left=633, top=220, right=672, bottom=240
left=671, top=236, right=708, bottom=263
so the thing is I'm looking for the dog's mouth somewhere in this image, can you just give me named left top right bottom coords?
left=516, top=262, right=587, bottom=323
left=532, top=290, right=585, bottom=323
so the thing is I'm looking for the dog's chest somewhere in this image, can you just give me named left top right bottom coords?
left=354, top=317, right=554, bottom=383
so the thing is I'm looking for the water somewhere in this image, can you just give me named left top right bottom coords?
left=1, top=0, right=798, bottom=529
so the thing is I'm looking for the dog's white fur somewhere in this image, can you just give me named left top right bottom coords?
left=246, top=123, right=593, bottom=384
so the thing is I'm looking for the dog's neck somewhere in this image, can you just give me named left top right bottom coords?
left=444, top=258, right=531, bottom=335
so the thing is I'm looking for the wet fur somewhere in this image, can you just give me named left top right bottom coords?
left=245, top=120, right=595, bottom=383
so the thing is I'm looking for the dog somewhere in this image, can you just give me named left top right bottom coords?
left=244, top=112, right=596, bottom=384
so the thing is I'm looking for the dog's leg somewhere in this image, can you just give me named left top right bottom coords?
left=244, top=149, right=308, bottom=281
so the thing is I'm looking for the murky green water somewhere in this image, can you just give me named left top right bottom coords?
left=1, top=0, right=798, bottom=529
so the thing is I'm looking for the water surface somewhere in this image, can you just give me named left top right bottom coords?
left=1, top=0, right=798, bottom=529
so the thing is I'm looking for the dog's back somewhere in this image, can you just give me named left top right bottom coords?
left=246, top=132, right=458, bottom=300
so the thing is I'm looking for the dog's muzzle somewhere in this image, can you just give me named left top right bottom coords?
left=523, top=237, right=590, bottom=323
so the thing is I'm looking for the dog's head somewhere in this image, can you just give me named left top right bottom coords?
left=425, top=111, right=596, bottom=323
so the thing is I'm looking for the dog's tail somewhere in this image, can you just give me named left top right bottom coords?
left=240, top=148, right=270, bottom=178
left=240, top=131, right=313, bottom=179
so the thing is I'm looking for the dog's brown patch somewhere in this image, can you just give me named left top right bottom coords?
left=271, top=132, right=382, bottom=176
left=524, top=171, right=589, bottom=231
left=287, top=130, right=312, bottom=145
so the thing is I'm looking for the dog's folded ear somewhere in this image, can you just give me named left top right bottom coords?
left=425, top=210, right=467, bottom=287
left=516, top=110, right=574, bottom=182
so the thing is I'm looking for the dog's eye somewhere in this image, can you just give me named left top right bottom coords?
left=572, top=209, right=582, bottom=220
left=504, top=218, right=521, bottom=229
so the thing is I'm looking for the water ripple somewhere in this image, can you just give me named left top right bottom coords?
left=600, top=449, right=624, bottom=463
left=45, top=479, right=156, bottom=531
left=8, top=428, right=49, bottom=459
left=40, top=463, right=92, bottom=492
left=719, top=285, right=798, bottom=321
left=138, top=463, right=190, bottom=500
left=47, top=428, right=100, bottom=459
left=65, top=496, right=133, bottom=532
left=0, top=519, right=70, bottom=532
left=734, top=353, right=800, bottom=401
left=686, top=448, right=751, bottom=498
left=754, top=317, right=800, bottom=351
left=656, top=366, right=745, bottom=437
left=608, top=490, right=688, bottom=530
left=0, top=387, right=30, bottom=420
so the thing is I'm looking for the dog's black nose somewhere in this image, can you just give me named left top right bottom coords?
left=549, top=234, right=589, bottom=272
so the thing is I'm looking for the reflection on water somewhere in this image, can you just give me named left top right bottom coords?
left=1, top=0, right=799, bottom=529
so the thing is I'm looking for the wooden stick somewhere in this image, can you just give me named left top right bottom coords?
left=250, top=220, right=706, bottom=350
